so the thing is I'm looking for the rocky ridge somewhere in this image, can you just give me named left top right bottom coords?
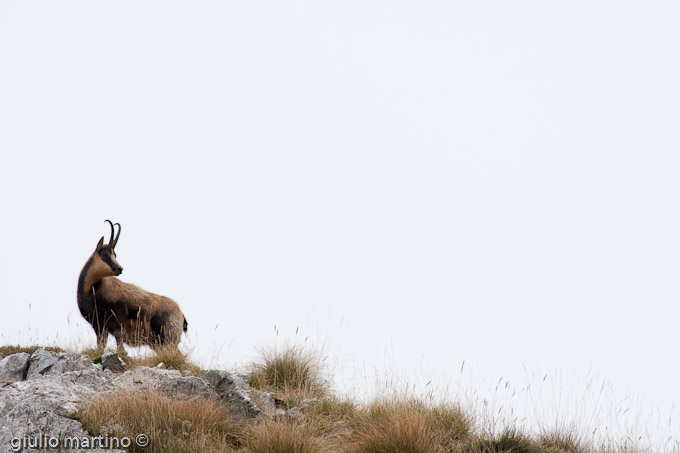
left=0, top=349, right=276, bottom=453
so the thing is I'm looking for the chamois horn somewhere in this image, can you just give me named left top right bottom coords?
left=112, top=222, right=121, bottom=249
left=104, top=220, right=121, bottom=249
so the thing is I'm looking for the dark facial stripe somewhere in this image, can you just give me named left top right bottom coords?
left=99, top=247, right=122, bottom=272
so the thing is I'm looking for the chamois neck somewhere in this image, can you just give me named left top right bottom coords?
left=78, top=255, right=111, bottom=296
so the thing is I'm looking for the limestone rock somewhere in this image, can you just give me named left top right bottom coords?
left=203, top=370, right=260, bottom=419
left=26, top=349, right=93, bottom=379
left=250, top=390, right=277, bottom=416
left=0, top=348, right=270, bottom=451
left=101, top=352, right=126, bottom=372
left=0, top=369, right=124, bottom=452
left=0, top=352, right=30, bottom=383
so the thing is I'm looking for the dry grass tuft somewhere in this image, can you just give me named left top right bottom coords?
left=304, top=394, right=358, bottom=422
left=473, top=427, right=543, bottom=453
left=249, top=345, right=329, bottom=406
left=242, top=419, right=341, bottom=453
left=126, top=346, right=204, bottom=375
left=78, top=345, right=204, bottom=375
left=350, top=396, right=470, bottom=453
left=352, top=411, right=441, bottom=453
left=537, top=430, right=586, bottom=453
left=0, top=344, right=65, bottom=356
left=78, top=390, right=240, bottom=453
left=79, top=346, right=106, bottom=362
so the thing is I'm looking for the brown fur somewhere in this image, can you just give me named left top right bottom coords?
left=77, top=224, right=187, bottom=353
left=98, top=278, right=185, bottom=347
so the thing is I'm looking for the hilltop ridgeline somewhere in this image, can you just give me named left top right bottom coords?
left=0, top=349, right=280, bottom=452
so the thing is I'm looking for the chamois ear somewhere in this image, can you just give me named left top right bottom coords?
left=96, top=236, right=105, bottom=251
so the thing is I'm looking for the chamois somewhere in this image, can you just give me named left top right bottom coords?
left=77, top=220, right=187, bottom=352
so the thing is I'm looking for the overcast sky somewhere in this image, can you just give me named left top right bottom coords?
left=1, top=1, right=678, bottom=446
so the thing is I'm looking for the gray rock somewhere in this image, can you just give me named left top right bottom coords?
left=250, top=390, right=277, bottom=416
left=236, top=372, right=252, bottom=386
left=101, top=352, right=126, bottom=372
left=0, top=376, right=124, bottom=452
left=0, top=349, right=272, bottom=450
left=116, top=365, right=181, bottom=390
left=300, top=398, right=322, bottom=408
left=160, top=374, right=211, bottom=398
left=204, top=370, right=260, bottom=419
left=0, top=353, right=30, bottom=383
left=117, top=367, right=260, bottom=420
left=26, top=349, right=93, bottom=379
left=287, top=406, right=303, bottom=418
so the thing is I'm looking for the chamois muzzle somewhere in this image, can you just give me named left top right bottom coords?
left=108, top=254, right=124, bottom=276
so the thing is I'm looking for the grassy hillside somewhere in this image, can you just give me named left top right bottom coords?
left=0, top=344, right=668, bottom=453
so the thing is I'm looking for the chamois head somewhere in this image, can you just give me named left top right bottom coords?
left=93, top=220, right=123, bottom=277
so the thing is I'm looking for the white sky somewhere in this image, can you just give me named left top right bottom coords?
left=1, top=1, right=678, bottom=446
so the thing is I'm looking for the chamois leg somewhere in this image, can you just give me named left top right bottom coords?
left=90, top=317, right=109, bottom=351
left=86, top=310, right=109, bottom=351
left=149, top=311, right=176, bottom=352
left=109, top=326, right=127, bottom=354
left=95, top=330, right=108, bottom=351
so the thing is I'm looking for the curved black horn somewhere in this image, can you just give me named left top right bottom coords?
left=104, top=220, right=115, bottom=246
left=112, top=223, right=121, bottom=249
